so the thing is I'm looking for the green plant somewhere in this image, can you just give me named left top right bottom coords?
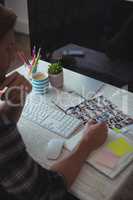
left=48, top=62, right=63, bottom=75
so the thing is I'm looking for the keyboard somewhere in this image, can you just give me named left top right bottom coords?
left=22, top=95, right=82, bottom=138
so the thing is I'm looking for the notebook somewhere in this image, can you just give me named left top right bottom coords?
left=65, top=128, right=133, bottom=179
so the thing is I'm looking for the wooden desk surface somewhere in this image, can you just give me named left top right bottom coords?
left=17, top=60, right=133, bottom=200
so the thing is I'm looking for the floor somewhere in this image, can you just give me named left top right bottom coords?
left=9, top=32, right=31, bottom=72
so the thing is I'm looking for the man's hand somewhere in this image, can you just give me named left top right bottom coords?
left=82, top=120, right=108, bottom=151
left=0, top=72, right=32, bottom=105
left=0, top=101, right=22, bottom=123
left=0, top=72, right=32, bottom=123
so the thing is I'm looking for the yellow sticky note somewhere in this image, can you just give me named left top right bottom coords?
left=113, top=127, right=122, bottom=134
left=107, top=138, right=133, bottom=157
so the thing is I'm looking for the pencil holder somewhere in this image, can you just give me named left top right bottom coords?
left=32, top=72, right=49, bottom=95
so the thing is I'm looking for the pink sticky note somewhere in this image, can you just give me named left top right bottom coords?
left=93, top=148, right=120, bottom=169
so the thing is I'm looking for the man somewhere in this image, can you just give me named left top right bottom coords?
left=0, top=5, right=108, bottom=200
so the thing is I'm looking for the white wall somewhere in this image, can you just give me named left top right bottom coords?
left=5, top=0, right=29, bottom=34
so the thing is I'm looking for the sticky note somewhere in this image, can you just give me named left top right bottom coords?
left=107, top=138, right=133, bottom=157
left=93, top=149, right=120, bottom=169
left=113, top=127, right=122, bottom=134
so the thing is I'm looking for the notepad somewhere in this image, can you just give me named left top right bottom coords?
left=91, top=149, right=120, bottom=169
left=107, top=138, right=133, bottom=157
left=65, top=128, right=133, bottom=178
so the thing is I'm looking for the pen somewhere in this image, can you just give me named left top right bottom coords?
left=32, top=48, right=41, bottom=74
left=0, top=87, right=8, bottom=100
left=90, top=84, right=105, bottom=99
left=17, top=51, right=31, bottom=68
left=51, top=100, right=66, bottom=114
left=32, top=45, right=36, bottom=58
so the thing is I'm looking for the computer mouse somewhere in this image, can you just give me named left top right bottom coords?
left=46, top=138, right=65, bottom=160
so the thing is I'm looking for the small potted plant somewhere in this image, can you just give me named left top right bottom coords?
left=48, top=62, right=64, bottom=88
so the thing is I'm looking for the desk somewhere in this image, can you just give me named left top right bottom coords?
left=17, top=60, right=133, bottom=200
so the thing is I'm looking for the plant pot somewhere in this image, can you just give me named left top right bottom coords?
left=48, top=71, right=64, bottom=88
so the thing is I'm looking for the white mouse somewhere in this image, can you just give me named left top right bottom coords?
left=46, top=139, right=64, bottom=160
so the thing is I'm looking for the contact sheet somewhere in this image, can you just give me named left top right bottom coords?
left=66, top=95, right=133, bottom=129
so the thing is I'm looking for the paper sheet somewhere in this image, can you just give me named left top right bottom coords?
left=65, top=129, right=83, bottom=151
left=52, top=90, right=84, bottom=111
left=66, top=95, right=133, bottom=129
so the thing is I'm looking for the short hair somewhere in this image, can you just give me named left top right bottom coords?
left=0, top=5, right=17, bottom=40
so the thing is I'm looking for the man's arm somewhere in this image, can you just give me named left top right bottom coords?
left=0, top=120, right=107, bottom=200
left=0, top=73, right=67, bottom=200
left=0, top=72, right=32, bottom=123
left=51, top=121, right=108, bottom=187
left=0, top=123, right=67, bottom=200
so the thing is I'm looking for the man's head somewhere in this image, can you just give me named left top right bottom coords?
left=0, top=5, right=17, bottom=83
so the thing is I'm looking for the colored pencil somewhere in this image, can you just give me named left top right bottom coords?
left=17, top=48, right=42, bottom=76
left=32, top=45, right=36, bottom=58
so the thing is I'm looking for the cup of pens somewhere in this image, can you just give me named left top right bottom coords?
left=17, top=47, right=42, bottom=79
left=32, top=72, right=49, bottom=95
left=17, top=47, right=49, bottom=94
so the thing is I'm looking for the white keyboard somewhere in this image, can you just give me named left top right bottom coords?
left=22, top=95, right=82, bottom=138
